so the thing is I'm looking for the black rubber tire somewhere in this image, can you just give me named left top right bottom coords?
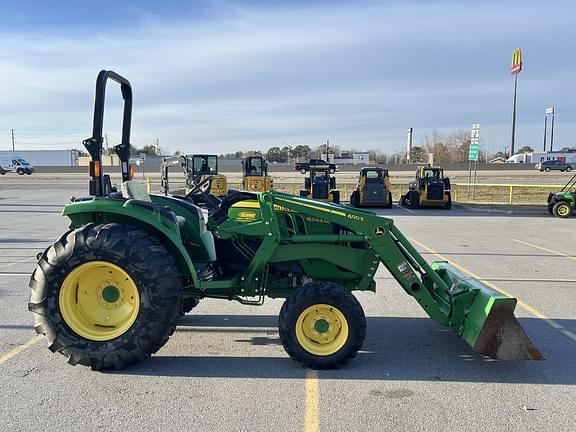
left=181, top=297, right=200, bottom=314
left=567, top=167, right=572, bottom=172
left=349, top=191, right=356, bottom=206
left=17, top=168, right=24, bottom=175
left=552, top=201, right=572, bottom=218
left=444, top=192, right=452, bottom=209
left=300, top=169, right=307, bottom=175
left=386, top=192, right=393, bottom=208
left=399, top=194, right=406, bottom=206
left=331, top=190, right=340, bottom=204
left=351, top=190, right=361, bottom=207
left=545, top=167, right=550, bottom=172
left=408, top=190, right=420, bottom=209
left=28, top=223, right=182, bottom=370
left=26, top=171, right=32, bottom=175
left=278, top=282, right=366, bottom=369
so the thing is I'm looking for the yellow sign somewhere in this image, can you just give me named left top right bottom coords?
left=511, top=48, right=522, bottom=75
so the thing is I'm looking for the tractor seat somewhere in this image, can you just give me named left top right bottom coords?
left=121, top=181, right=186, bottom=227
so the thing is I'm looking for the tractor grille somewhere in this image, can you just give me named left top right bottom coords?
left=427, top=184, right=444, bottom=200
left=312, top=184, right=329, bottom=199
left=363, top=186, right=385, bottom=202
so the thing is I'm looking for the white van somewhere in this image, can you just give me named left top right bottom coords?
left=0, top=156, right=35, bottom=175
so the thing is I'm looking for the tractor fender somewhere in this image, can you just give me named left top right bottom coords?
left=62, top=198, right=200, bottom=287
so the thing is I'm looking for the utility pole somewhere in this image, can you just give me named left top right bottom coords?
left=155, top=138, right=160, bottom=155
left=11, top=129, right=15, bottom=151
left=510, top=48, right=523, bottom=157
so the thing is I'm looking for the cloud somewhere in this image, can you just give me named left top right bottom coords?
left=0, top=0, right=574, bottom=154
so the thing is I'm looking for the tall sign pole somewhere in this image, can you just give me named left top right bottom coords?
left=543, top=107, right=555, bottom=152
left=469, top=124, right=480, bottom=197
left=510, top=48, right=523, bottom=157
left=406, top=128, right=413, bottom=164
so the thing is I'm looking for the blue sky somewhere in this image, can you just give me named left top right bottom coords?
left=0, top=0, right=574, bottom=155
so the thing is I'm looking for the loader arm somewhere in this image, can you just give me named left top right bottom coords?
left=260, top=191, right=542, bottom=361
left=267, top=193, right=452, bottom=323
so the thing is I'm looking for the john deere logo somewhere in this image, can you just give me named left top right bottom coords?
left=511, top=48, right=522, bottom=75
left=374, top=227, right=385, bottom=236
left=237, top=211, right=257, bottom=221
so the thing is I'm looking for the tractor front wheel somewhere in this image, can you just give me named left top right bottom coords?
left=552, top=201, right=572, bottom=218
left=407, top=190, right=420, bottom=209
left=278, top=282, right=366, bottom=369
left=28, top=223, right=182, bottom=370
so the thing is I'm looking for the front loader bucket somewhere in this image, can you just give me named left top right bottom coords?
left=432, top=262, right=543, bottom=361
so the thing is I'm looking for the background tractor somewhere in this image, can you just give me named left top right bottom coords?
left=299, top=164, right=340, bottom=204
left=242, top=155, right=273, bottom=192
left=547, top=173, right=576, bottom=218
left=400, top=165, right=451, bottom=209
left=185, top=154, right=228, bottom=202
left=350, top=166, right=393, bottom=208
left=28, top=71, right=541, bottom=371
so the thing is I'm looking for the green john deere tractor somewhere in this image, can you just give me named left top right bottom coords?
left=547, top=174, right=576, bottom=218
left=28, top=71, right=542, bottom=371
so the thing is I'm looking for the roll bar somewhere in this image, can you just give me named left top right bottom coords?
left=83, top=70, right=133, bottom=196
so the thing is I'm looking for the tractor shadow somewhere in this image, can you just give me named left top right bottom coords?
left=116, top=314, right=576, bottom=384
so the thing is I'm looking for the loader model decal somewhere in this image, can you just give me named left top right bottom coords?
left=397, top=262, right=414, bottom=280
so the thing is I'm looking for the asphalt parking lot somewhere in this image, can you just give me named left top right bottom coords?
left=1, top=180, right=575, bottom=432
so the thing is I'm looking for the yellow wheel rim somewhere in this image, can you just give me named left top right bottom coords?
left=295, top=304, right=349, bottom=356
left=59, top=261, right=140, bottom=341
left=558, top=204, right=570, bottom=216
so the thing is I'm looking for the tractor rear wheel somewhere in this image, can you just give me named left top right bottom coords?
left=552, top=201, right=572, bottom=218
left=278, top=282, right=366, bottom=369
left=28, top=223, right=182, bottom=370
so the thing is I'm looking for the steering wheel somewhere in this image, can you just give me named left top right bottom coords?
left=186, top=174, right=213, bottom=198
